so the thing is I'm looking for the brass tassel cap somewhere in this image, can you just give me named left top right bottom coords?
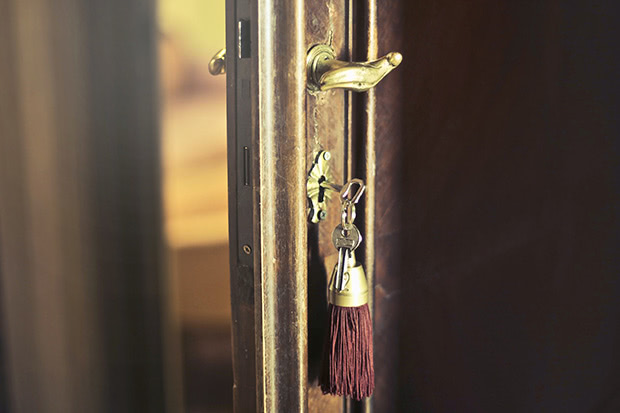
left=327, top=252, right=369, bottom=307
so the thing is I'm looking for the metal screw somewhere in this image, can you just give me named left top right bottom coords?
left=318, top=210, right=327, bottom=220
left=242, top=244, right=252, bottom=255
left=322, top=151, right=331, bottom=161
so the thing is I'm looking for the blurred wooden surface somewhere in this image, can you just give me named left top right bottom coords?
left=172, top=244, right=231, bottom=326
left=181, top=324, right=233, bottom=413
left=373, top=1, right=620, bottom=411
left=0, top=1, right=173, bottom=412
left=159, top=41, right=229, bottom=248
left=158, top=11, right=233, bottom=412
left=161, top=86, right=229, bottom=248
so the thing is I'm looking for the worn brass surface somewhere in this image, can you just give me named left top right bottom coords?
left=306, top=44, right=402, bottom=92
left=208, top=48, right=226, bottom=75
left=307, top=150, right=339, bottom=223
left=255, top=0, right=308, bottom=411
left=328, top=252, right=369, bottom=307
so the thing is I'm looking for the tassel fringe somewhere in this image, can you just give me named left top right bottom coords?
left=320, top=303, right=374, bottom=400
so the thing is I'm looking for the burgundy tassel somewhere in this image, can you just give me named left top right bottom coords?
left=320, top=303, right=374, bottom=400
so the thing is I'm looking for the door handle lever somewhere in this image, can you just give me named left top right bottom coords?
left=306, top=44, right=402, bottom=92
left=208, top=48, right=226, bottom=75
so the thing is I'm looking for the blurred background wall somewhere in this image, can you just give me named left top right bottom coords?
left=0, top=0, right=231, bottom=412
left=0, top=0, right=167, bottom=412
left=158, top=0, right=232, bottom=412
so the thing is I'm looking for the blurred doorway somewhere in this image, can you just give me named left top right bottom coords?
left=158, top=1, right=232, bottom=412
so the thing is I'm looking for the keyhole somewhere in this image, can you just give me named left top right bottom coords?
left=318, top=175, right=326, bottom=202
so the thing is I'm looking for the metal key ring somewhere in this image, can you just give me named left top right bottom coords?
left=340, top=179, right=366, bottom=205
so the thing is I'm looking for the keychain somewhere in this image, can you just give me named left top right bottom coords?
left=320, top=179, right=374, bottom=400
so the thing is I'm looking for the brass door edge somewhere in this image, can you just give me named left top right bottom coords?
left=255, top=0, right=308, bottom=411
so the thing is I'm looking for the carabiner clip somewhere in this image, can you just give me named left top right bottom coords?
left=339, top=178, right=366, bottom=205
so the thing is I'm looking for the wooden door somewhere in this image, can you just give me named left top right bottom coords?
left=225, top=0, right=619, bottom=412
left=372, top=1, right=620, bottom=412
left=0, top=1, right=168, bottom=412
left=225, top=0, right=385, bottom=411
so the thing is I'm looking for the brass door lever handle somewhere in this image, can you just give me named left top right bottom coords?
left=209, top=48, right=226, bottom=75
left=306, top=44, right=402, bottom=92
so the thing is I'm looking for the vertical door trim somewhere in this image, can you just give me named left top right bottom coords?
left=363, top=0, right=378, bottom=332
left=226, top=0, right=258, bottom=410
left=362, top=3, right=377, bottom=410
left=255, top=0, right=307, bottom=411
left=221, top=0, right=312, bottom=411
left=349, top=0, right=377, bottom=412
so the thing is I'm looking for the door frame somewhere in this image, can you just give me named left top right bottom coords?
left=226, top=0, right=379, bottom=411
